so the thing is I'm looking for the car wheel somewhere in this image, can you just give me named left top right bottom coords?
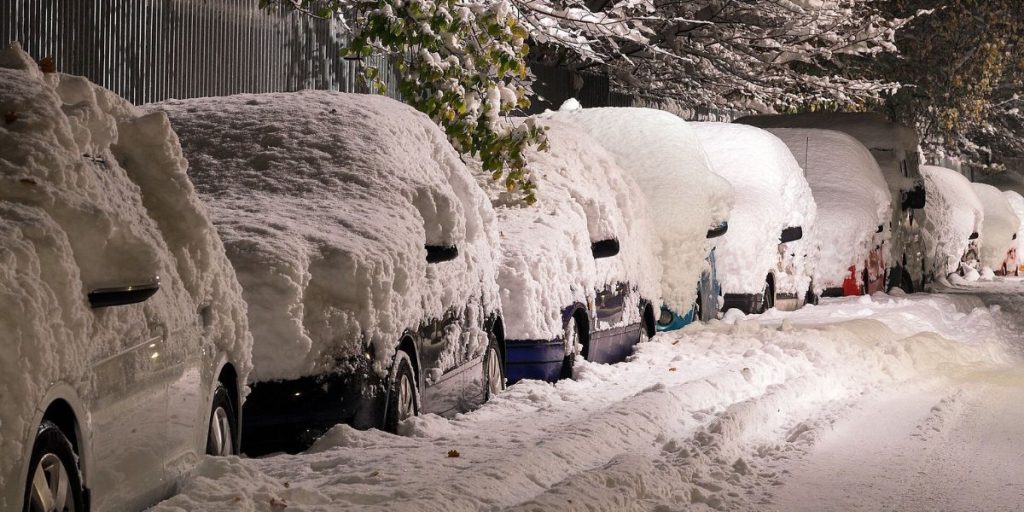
left=385, top=350, right=418, bottom=433
left=560, top=316, right=580, bottom=380
left=760, top=283, right=774, bottom=313
left=24, top=420, right=84, bottom=512
left=694, top=290, right=703, bottom=322
left=206, top=383, right=238, bottom=456
left=484, top=334, right=505, bottom=401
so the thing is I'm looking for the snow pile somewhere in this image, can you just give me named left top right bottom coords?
left=153, top=91, right=500, bottom=381
left=543, top=104, right=733, bottom=314
left=971, top=183, right=1021, bottom=271
left=476, top=118, right=662, bottom=340
left=1003, top=190, right=1024, bottom=270
left=736, top=112, right=920, bottom=196
left=766, top=128, right=891, bottom=289
left=920, top=166, right=984, bottom=275
left=692, top=122, right=817, bottom=297
left=0, top=43, right=252, bottom=507
left=152, top=290, right=1015, bottom=512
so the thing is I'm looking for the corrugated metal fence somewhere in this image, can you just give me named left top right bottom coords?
left=2, top=0, right=399, bottom=105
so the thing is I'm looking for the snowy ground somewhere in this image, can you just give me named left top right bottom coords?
left=153, top=279, right=1024, bottom=512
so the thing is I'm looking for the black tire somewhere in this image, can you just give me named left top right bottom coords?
left=641, top=304, right=656, bottom=339
left=694, top=290, right=704, bottom=323
left=560, top=316, right=581, bottom=380
left=483, top=333, right=505, bottom=401
left=805, top=284, right=819, bottom=306
left=759, top=281, right=774, bottom=313
left=206, top=383, right=238, bottom=456
left=384, top=351, right=418, bottom=433
left=23, top=420, right=84, bottom=512
left=901, top=269, right=915, bottom=293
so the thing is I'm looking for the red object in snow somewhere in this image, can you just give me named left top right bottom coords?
left=841, top=246, right=886, bottom=296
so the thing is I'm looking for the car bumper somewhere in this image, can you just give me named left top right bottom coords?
left=656, top=306, right=695, bottom=332
left=722, top=293, right=764, bottom=314
left=505, top=339, right=564, bottom=384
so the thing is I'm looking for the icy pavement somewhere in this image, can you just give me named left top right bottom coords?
left=153, top=280, right=1024, bottom=512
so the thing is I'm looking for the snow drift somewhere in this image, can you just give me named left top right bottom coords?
left=0, top=43, right=252, bottom=507
left=971, top=183, right=1020, bottom=271
left=692, top=122, right=817, bottom=298
left=544, top=103, right=733, bottom=315
left=476, top=118, right=662, bottom=340
left=920, top=166, right=984, bottom=275
left=765, top=128, right=890, bottom=290
left=153, top=91, right=501, bottom=382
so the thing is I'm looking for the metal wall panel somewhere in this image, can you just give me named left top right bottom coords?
left=1, top=0, right=399, bottom=105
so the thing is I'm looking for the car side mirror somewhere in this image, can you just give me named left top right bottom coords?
left=780, top=226, right=803, bottom=244
left=969, top=232, right=979, bottom=240
left=591, top=239, right=620, bottom=259
left=88, top=278, right=160, bottom=309
left=706, top=222, right=728, bottom=239
left=901, top=185, right=926, bottom=210
left=425, top=245, right=459, bottom=264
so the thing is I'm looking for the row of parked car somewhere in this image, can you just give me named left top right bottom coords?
left=6, top=39, right=1024, bottom=510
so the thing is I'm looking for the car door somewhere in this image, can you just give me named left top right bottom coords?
left=88, top=306, right=174, bottom=511
left=162, top=305, right=211, bottom=484
left=416, top=308, right=465, bottom=416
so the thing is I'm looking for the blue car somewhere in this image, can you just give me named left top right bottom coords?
left=658, top=238, right=725, bottom=331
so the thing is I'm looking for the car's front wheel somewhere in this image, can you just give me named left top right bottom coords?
left=484, top=334, right=505, bottom=401
left=206, top=383, right=238, bottom=456
left=24, top=420, right=84, bottom=512
left=560, top=316, right=580, bottom=380
left=385, top=351, right=418, bottom=433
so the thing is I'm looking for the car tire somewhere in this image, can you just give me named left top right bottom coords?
left=694, top=290, right=704, bottom=323
left=206, top=383, right=238, bottom=456
left=560, top=316, right=580, bottom=380
left=24, top=420, right=85, bottom=512
left=760, top=281, right=774, bottom=313
left=483, top=334, right=505, bottom=401
left=385, top=350, right=418, bottom=433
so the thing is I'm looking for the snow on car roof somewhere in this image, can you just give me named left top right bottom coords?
left=154, top=91, right=500, bottom=381
left=971, top=183, right=1021, bottom=270
left=920, top=166, right=984, bottom=275
left=692, top=122, right=817, bottom=294
left=476, top=118, right=662, bottom=340
left=767, top=128, right=891, bottom=288
left=0, top=42, right=252, bottom=504
left=545, top=104, right=733, bottom=314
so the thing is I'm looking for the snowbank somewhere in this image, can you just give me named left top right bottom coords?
left=691, top=123, right=817, bottom=297
left=153, top=91, right=500, bottom=381
left=543, top=104, right=733, bottom=314
left=0, top=43, right=252, bottom=507
left=920, top=166, right=984, bottom=275
left=477, top=118, right=662, bottom=340
left=1003, top=191, right=1024, bottom=271
left=971, top=183, right=1021, bottom=270
left=766, top=128, right=891, bottom=289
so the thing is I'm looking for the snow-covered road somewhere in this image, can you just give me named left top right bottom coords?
left=153, top=280, right=1024, bottom=512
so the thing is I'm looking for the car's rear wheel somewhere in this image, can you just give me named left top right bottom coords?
left=560, top=316, right=580, bottom=379
left=760, top=281, right=774, bottom=313
left=484, top=334, right=505, bottom=401
left=385, top=351, right=418, bottom=433
left=24, top=420, right=84, bottom=512
left=694, top=290, right=704, bottom=322
left=206, top=383, right=238, bottom=456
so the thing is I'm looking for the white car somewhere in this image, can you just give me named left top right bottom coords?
left=0, top=44, right=252, bottom=511
left=692, top=123, right=818, bottom=314
left=480, top=118, right=662, bottom=383
left=1001, top=191, right=1024, bottom=276
left=157, top=91, right=504, bottom=454
left=920, top=166, right=984, bottom=278
left=546, top=104, right=734, bottom=329
left=971, top=183, right=1021, bottom=274
left=767, top=128, right=891, bottom=296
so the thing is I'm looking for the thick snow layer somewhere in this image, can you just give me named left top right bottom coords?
left=543, top=104, right=733, bottom=314
left=1003, top=191, right=1024, bottom=269
left=920, top=166, right=984, bottom=275
left=477, top=118, right=662, bottom=340
left=692, top=122, right=817, bottom=297
left=0, top=43, right=252, bottom=506
left=736, top=112, right=920, bottom=195
left=152, top=91, right=500, bottom=381
left=971, top=183, right=1021, bottom=270
left=152, top=284, right=1021, bottom=512
left=766, top=128, right=890, bottom=289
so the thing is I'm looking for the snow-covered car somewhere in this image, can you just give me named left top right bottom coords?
left=0, top=44, right=252, bottom=511
left=971, top=183, right=1021, bottom=275
left=480, top=118, right=661, bottom=383
left=737, top=112, right=928, bottom=292
left=765, top=128, right=891, bottom=297
left=157, top=91, right=504, bottom=454
left=692, top=123, right=817, bottom=314
left=920, top=166, right=984, bottom=279
left=547, top=103, right=734, bottom=330
left=1000, top=191, right=1024, bottom=276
